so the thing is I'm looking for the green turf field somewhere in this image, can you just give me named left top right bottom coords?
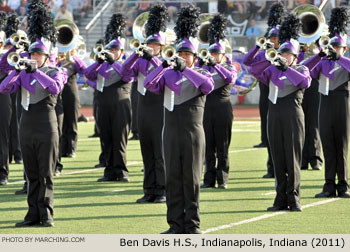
left=0, top=120, right=349, bottom=234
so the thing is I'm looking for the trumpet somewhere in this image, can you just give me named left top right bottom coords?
left=199, top=48, right=210, bottom=64
left=10, top=31, right=30, bottom=49
left=256, top=36, right=266, bottom=48
left=130, top=38, right=153, bottom=56
left=162, top=46, right=176, bottom=61
left=93, top=44, right=113, bottom=61
left=265, top=48, right=279, bottom=62
left=7, top=52, right=37, bottom=70
left=319, top=35, right=330, bottom=49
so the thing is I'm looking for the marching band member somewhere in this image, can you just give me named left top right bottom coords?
left=59, top=42, right=87, bottom=159
left=121, top=4, right=168, bottom=203
left=84, top=14, right=133, bottom=182
left=244, top=14, right=311, bottom=211
left=0, top=10, right=9, bottom=186
left=0, top=0, right=67, bottom=227
left=308, top=7, right=350, bottom=198
left=144, top=5, right=214, bottom=234
left=199, top=14, right=238, bottom=189
left=243, top=2, right=285, bottom=179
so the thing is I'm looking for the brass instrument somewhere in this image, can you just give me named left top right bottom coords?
left=7, top=52, right=37, bottom=70
left=10, top=30, right=29, bottom=49
left=291, top=1, right=329, bottom=44
left=93, top=44, right=113, bottom=61
left=319, top=35, right=330, bottom=49
left=55, top=19, right=79, bottom=53
left=162, top=46, right=176, bottom=61
left=265, top=48, right=287, bottom=66
left=256, top=36, right=266, bottom=48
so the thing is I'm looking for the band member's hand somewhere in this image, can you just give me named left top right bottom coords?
left=21, top=41, right=30, bottom=52
left=207, top=56, right=217, bottom=67
left=265, top=42, right=274, bottom=50
left=25, top=62, right=37, bottom=74
left=275, top=58, right=288, bottom=71
left=96, top=55, right=104, bottom=65
left=173, top=57, right=186, bottom=72
left=162, top=60, right=170, bottom=68
left=318, top=49, right=327, bottom=57
left=104, top=53, right=114, bottom=65
left=141, top=48, right=153, bottom=61
left=327, top=47, right=340, bottom=61
left=198, top=58, right=205, bottom=66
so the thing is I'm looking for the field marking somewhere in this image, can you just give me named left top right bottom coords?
left=229, top=148, right=260, bottom=153
left=202, top=198, right=340, bottom=234
left=232, top=129, right=260, bottom=132
left=262, top=192, right=276, bottom=196
left=6, top=161, right=143, bottom=185
left=105, top=189, right=125, bottom=194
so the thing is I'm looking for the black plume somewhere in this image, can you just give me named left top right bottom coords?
left=174, top=4, right=201, bottom=43
left=145, top=3, right=169, bottom=37
left=328, top=7, right=349, bottom=37
left=104, top=14, right=126, bottom=44
left=278, top=14, right=301, bottom=44
left=265, top=2, right=285, bottom=36
left=0, top=11, right=7, bottom=31
left=208, top=14, right=227, bottom=45
left=27, top=0, right=56, bottom=45
left=5, top=13, right=20, bottom=38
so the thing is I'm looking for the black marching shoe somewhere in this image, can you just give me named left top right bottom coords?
left=136, top=195, right=155, bottom=203
left=15, top=220, right=40, bottom=227
left=218, top=183, right=227, bottom=189
left=253, top=142, right=267, bottom=148
left=338, top=191, right=350, bottom=198
left=200, top=184, right=215, bottom=189
left=42, top=220, right=54, bottom=227
left=315, top=191, right=336, bottom=198
left=267, top=205, right=288, bottom=211
left=116, top=177, right=129, bottom=182
left=161, top=227, right=178, bottom=234
left=289, top=206, right=302, bottom=212
left=311, top=165, right=322, bottom=171
left=94, top=163, right=106, bottom=168
left=97, top=176, right=116, bottom=182
left=186, top=228, right=202, bottom=234
left=0, top=178, right=8, bottom=185
left=15, top=183, right=27, bottom=195
left=154, top=195, right=166, bottom=203
left=262, top=173, right=274, bottom=178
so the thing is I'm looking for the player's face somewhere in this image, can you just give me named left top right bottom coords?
left=109, top=48, right=122, bottom=60
left=31, top=52, right=47, bottom=67
left=211, top=52, right=224, bottom=64
left=268, top=36, right=279, bottom=49
left=178, top=51, right=197, bottom=68
left=333, top=46, right=346, bottom=56
left=147, top=42, right=161, bottom=56
left=281, top=52, right=296, bottom=66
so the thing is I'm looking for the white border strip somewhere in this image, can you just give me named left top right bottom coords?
left=202, top=198, right=340, bottom=233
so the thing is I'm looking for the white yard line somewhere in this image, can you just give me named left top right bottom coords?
left=232, top=129, right=260, bottom=132
left=229, top=148, right=260, bottom=153
left=202, top=198, right=341, bottom=234
left=6, top=161, right=143, bottom=185
left=262, top=192, right=276, bottom=196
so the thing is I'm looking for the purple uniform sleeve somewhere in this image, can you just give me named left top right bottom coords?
left=243, top=46, right=261, bottom=66
left=297, top=51, right=305, bottom=64
left=214, top=64, right=238, bottom=84
left=182, top=67, right=214, bottom=95
left=0, top=46, right=17, bottom=74
left=84, top=61, right=101, bottom=81
left=32, top=68, right=67, bottom=94
left=248, top=59, right=271, bottom=84
left=120, top=52, right=140, bottom=79
left=0, top=70, right=21, bottom=94
left=73, top=56, right=88, bottom=74
left=303, top=54, right=322, bottom=72
left=284, top=67, right=311, bottom=89
left=337, top=56, right=350, bottom=73
left=143, top=65, right=169, bottom=94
